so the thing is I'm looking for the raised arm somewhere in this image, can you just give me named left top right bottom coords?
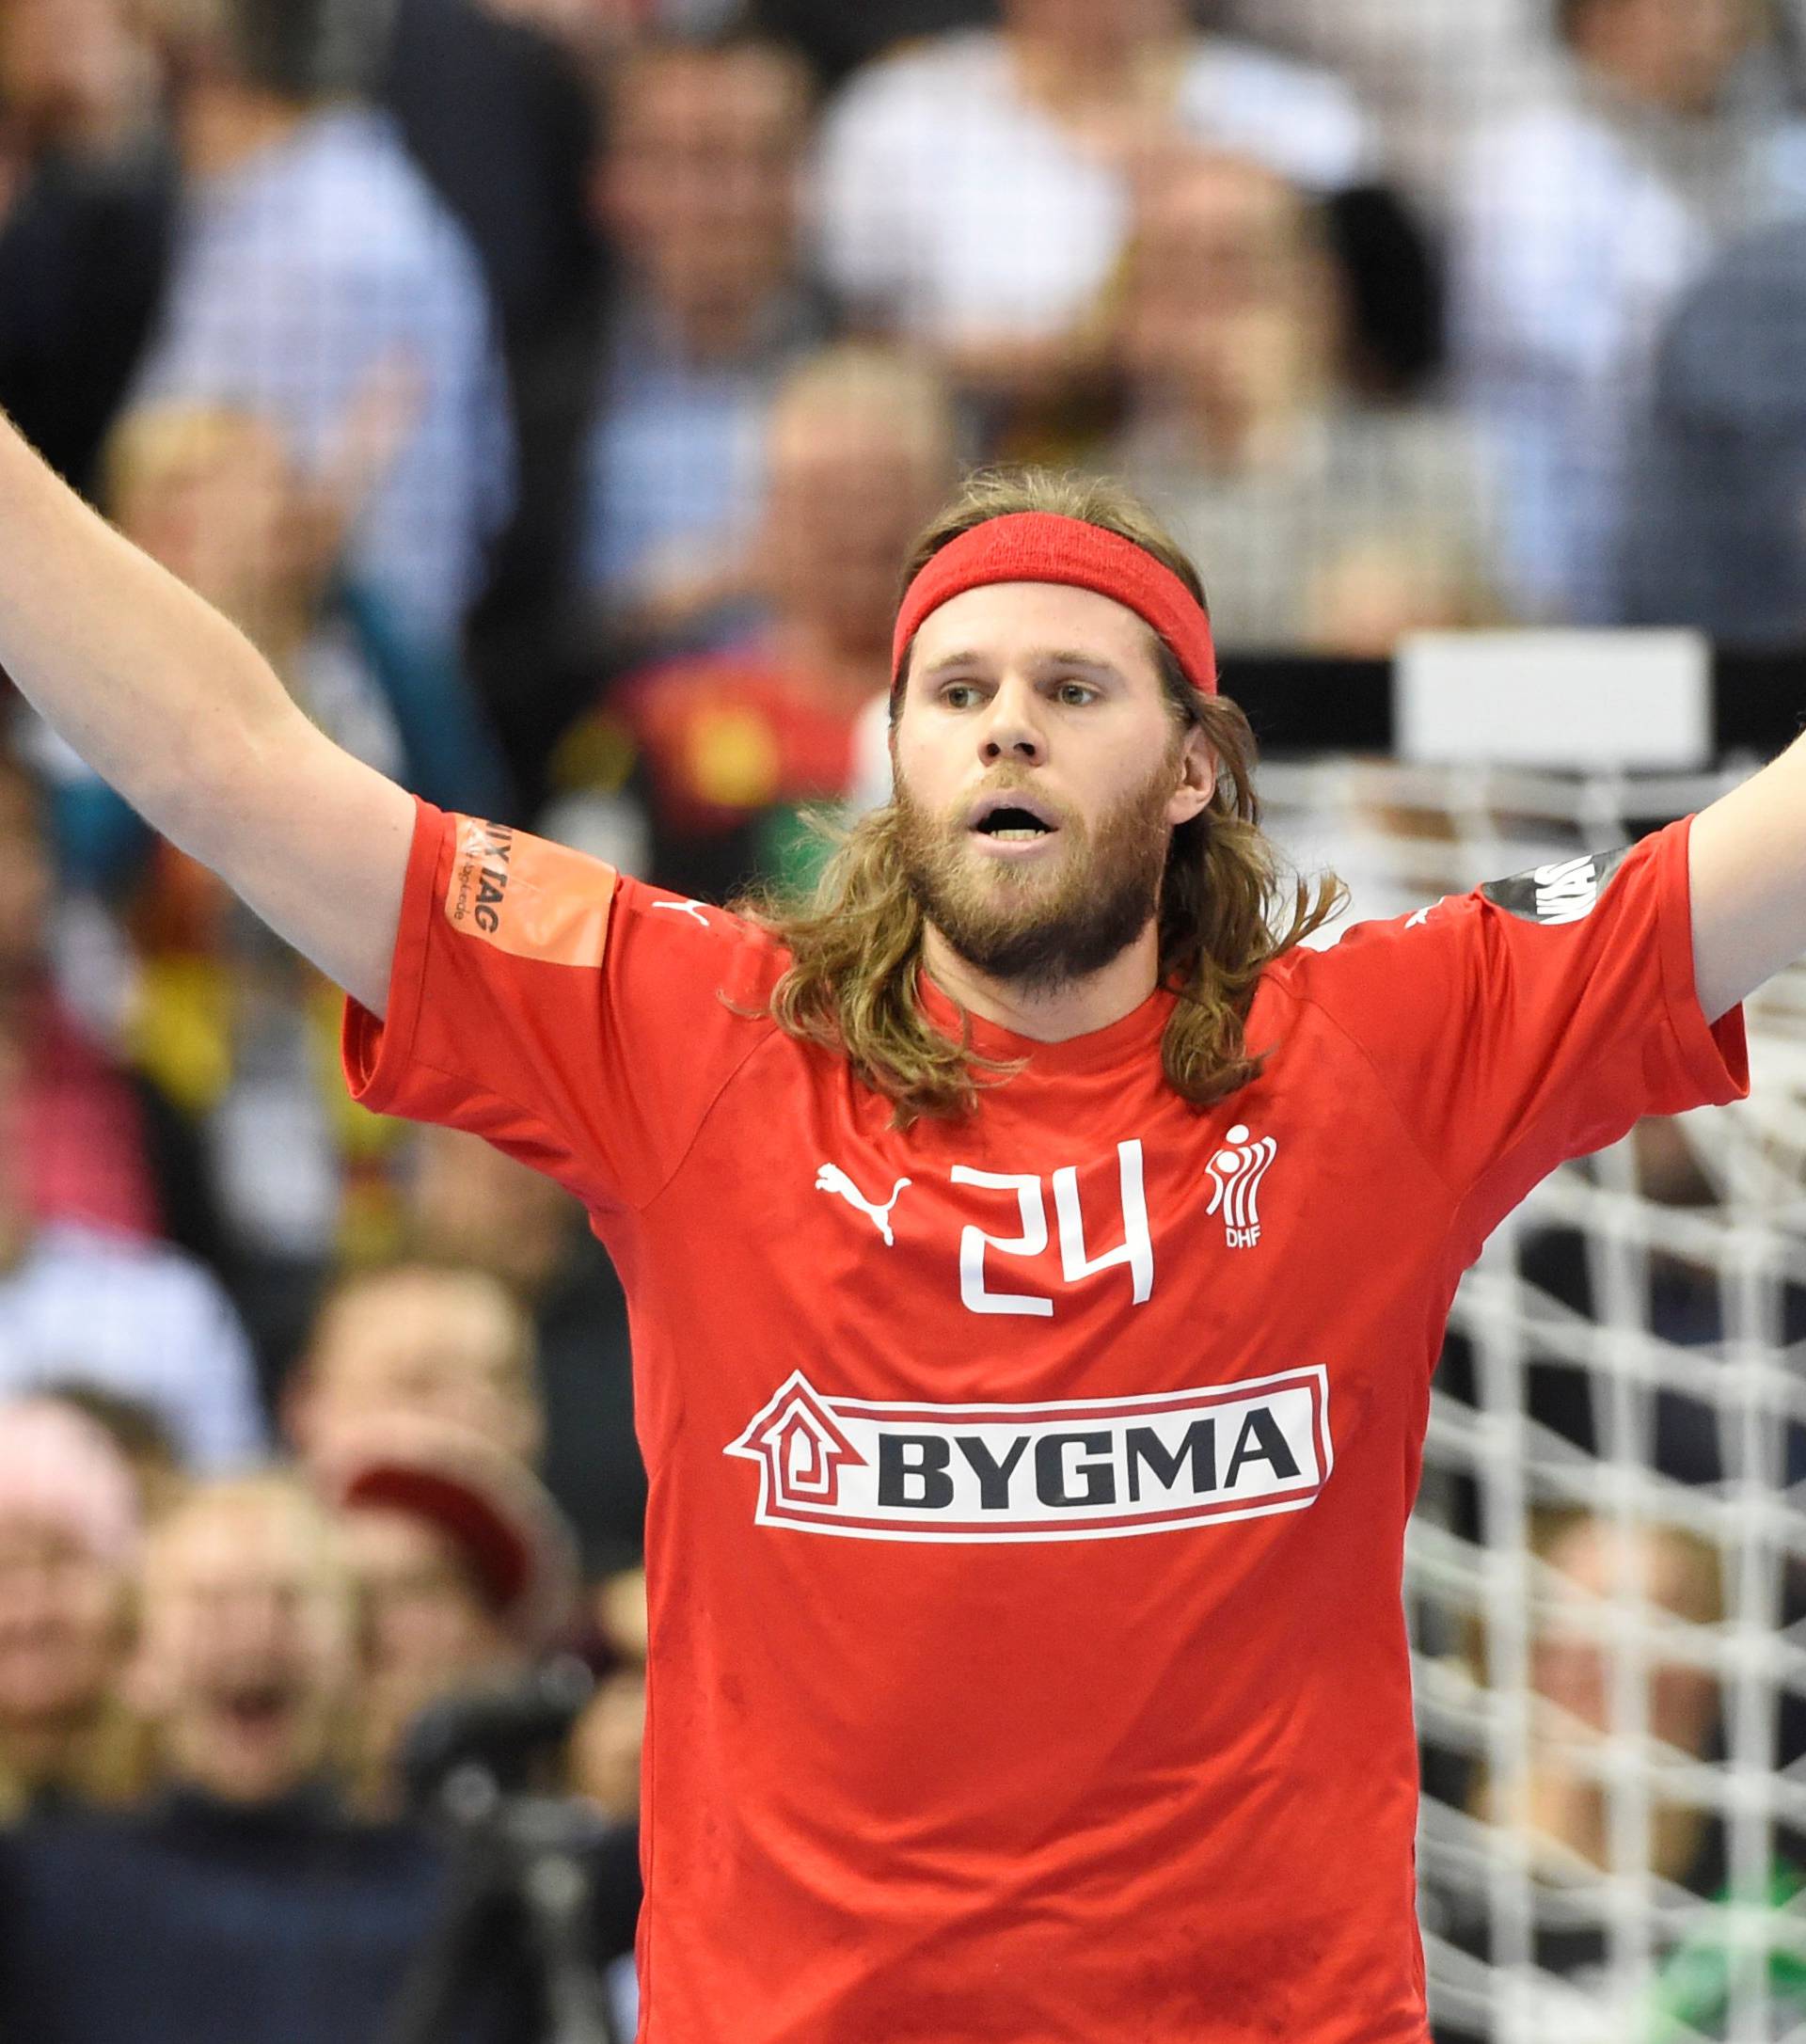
left=0, top=409, right=415, bottom=1016
left=1688, top=731, right=1806, bottom=1023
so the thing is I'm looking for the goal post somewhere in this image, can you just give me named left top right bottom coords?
left=1245, top=634, right=1806, bottom=2044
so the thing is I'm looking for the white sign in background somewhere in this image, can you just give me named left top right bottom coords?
left=1397, top=630, right=1710, bottom=770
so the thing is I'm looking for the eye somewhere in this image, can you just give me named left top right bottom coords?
left=1054, top=679, right=1099, bottom=706
left=939, top=682, right=986, bottom=709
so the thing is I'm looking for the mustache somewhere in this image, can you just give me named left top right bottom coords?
left=895, top=760, right=1176, bottom=996
left=943, top=770, right=1078, bottom=834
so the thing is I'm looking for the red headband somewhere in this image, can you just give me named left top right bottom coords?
left=891, top=512, right=1217, bottom=698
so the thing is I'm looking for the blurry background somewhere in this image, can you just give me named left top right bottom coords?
left=2, top=0, right=1806, bottom=2037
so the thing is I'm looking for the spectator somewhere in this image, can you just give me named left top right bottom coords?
left=286, top=1262, right=544, bottom=1474
left=1497, top=1513, right=1723, bottom=1874
left=132, top=0, right=514, bottom=651
left=0, top=0, right=158, bottom=162
left=0, top=1142, right=265, bottom=1474
left=569, top=1566, right=646, bottom=1827
left=0, top=1474, right=515, bottom=2044
left=1427, top=1511, right=1731, bottom=2043
left=403, top=1126, right=644, bottom=1579
left=0, top=744, right=171, bottom=1240
left=98, top=397, right=507, bottom=1369
left=579, top=29, right=824, bottom=648
left=1112, top=151, right=1501, bottom=654
left=0, top=1400, right=146, bottom=1821
left=603, top=341, right=958, bottom=898
left=120, top=842, right=403, bottom=1388
left=38, top=1382, right=189, bottom=1527
left=323, top=1415, right=578, bottom=1809
left=468, top=0, right=645, bottom=68
left=565, top=1558, right=647, bottom=2028
left=752, top=0, right=994, bottom=87
left=1449, top=0, right=1798, bottom=624
left=110, top=402, right=407, bottom=778
left=107, top=392, right=510, bottom=805
left=1216, top=0, right=1557, bottom=214
left=1621, top=217, right=1806, bottom=644
left=0, top=0, right=176, bottom=498
left=380, top=0, right=609, bottom=804
left=0, top=854, right=265, bottom=1474
left=383, top=0, right=600, bottom=357
left=814, top=0, right=1370, bottom=401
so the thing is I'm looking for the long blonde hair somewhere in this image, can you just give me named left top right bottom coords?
left=737, top=469, right=1345, bottom=1127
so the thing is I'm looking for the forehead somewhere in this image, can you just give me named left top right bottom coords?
left=770, top=399, right=943, bottom=479
left=905, top=580, right=1164, bottom=687
left=320, top=1279, right=515, bottom=1371
left=151, top=1498, right=329, bottom=1592
left=615, top=49, right=803, bottom=144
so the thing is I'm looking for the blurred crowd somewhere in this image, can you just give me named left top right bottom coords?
left=1, top=0, right=1805, bottom=2036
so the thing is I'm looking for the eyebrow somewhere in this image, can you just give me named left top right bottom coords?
left=916, top=649, right=1129, bottom=683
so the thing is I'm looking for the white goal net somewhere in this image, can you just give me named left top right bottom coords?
left=1259, top=753, right=1806, bottom=2044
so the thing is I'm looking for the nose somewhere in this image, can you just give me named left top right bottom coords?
left=978, top=679, right=1047, bottom=768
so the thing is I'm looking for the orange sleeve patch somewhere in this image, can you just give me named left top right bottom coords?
left=442, top=816, right=617, bottom=969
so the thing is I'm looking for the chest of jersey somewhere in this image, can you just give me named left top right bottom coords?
left=626, top=1006, right=1450, bottom=1550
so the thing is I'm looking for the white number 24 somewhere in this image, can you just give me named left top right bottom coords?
left=950, top=1140, right=1152, bottom=1317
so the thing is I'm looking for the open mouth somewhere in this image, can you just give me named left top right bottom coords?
left=967, top=792, right=1062, bottom=843
left=974, top=807, right=1055, bottom=842
left=214, top=1682, right=300, bottom=1736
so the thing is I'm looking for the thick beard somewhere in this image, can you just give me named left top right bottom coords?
left=894, top=753, right=1179, bottom=996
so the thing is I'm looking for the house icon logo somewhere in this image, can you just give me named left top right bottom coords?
left=724, top=1367, right=1333, bottom=1544
left=725, top=1371, right=869, bottom=1518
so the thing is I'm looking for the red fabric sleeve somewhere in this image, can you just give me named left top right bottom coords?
left=341, top=800, right=781, bottom=1212
left=1291, top=816, right=1749, bottom=1266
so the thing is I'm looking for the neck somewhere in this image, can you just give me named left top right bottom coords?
left=656, top=283, right=778, bottom=366
left=1011, top=32, right=1183, bottom=117
left=178, top=83, right=314, bottom=182
left=1180, top=393, right=1307, bottom=473
left=921, top=919, right=1161, bottom=1043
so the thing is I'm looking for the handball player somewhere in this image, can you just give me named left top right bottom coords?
left=0, top=424, right=1791, bottom=2040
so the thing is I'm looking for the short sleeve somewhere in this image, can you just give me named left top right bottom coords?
left=341, top=800, right=780, bottom=1212
left=1291, top=816, right=1749, bottom=1262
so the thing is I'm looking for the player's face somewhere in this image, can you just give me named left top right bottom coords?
left=891, top=581, right=1209, bottom=990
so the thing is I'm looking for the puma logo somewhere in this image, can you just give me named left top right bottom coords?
left=815, top=1164, right=911, bottom=1247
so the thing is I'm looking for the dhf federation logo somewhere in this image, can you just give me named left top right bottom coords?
left=1205, top=1123, right=1277, bottom=1249
left=724, top=1367, right=1332, bottom=1544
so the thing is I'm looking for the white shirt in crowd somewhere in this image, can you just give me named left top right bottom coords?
left=0, top=1224, right=265, bottom=1475
left=1450, top=60, right=1805, bottom=624
left=815, top=29, right=1371, bottom=348
left=1217, top=0, right=1558, bottom=211
left=133, top=107, right=514, bottom=649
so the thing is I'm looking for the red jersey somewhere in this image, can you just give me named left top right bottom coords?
left=344, top=803, right=1747, bottom=2044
